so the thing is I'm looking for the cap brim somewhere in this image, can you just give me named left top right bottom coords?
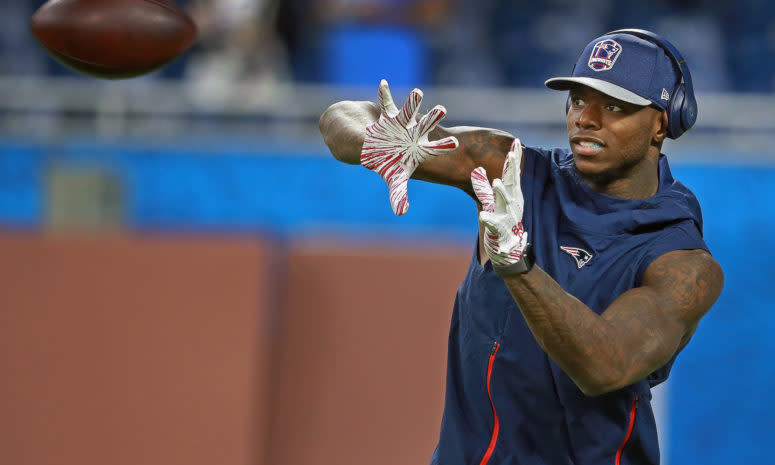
left=545, top=77, right=652, bottom=106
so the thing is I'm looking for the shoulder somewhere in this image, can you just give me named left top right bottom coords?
left=522, top=145, right=571, bottom=162
left=631, top=215, right=709, bottom=286
left=642, top=249, right=724, bottom=321
left=519, top=146, right=575, bottom=191
left=522, top=146, right=573, bottom=174
left=657, top=155, right=705, bottom=224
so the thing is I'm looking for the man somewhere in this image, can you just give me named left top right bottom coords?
left=319, top=29, right=723, bottom=465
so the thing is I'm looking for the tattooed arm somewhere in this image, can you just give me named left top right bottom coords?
left=501, top=249, right=723, bottom=396
left=318, top=99, right=515, bottom=197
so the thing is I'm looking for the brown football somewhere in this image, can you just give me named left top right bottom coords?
left=30, top=0, right=197, bottom=79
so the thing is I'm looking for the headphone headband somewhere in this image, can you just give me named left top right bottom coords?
left=604, top=28, right=697, bottom=137
left=605, top=29, right=694, bottom=99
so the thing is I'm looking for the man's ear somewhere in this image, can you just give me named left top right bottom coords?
left=653, top=110, right=669, bottom=145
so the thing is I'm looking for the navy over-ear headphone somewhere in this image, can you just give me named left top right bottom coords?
left=565, top=28, right=697, bottom=139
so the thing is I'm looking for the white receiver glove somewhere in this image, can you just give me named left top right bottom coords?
left=361, top=79, right=459, bottom=216
left=471, top=139, right=529, bottom=269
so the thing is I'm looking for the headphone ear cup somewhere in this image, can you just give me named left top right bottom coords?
left=681, top=87, right=698, bottom=133
left=667, top=84, right=686, bottom=139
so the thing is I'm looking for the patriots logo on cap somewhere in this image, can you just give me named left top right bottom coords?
left=588, top=39, right=622, bottom=72
left=560, top=246, right=593, bottom=269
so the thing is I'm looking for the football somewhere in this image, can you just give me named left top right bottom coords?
left=30, top=0, right=197, bottom=79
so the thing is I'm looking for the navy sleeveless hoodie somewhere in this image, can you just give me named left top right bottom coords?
left=430, top=147, right=708, bottom=465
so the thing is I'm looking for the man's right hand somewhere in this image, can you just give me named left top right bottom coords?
left=360, top=79, right=459, bottom=216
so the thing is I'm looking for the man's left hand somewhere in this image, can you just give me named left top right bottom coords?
left=471, top=139, right=529, bottom=268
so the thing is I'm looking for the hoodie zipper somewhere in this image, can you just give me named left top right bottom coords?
left=478, top=341, right=501, bottom=465
left=614, top=395, right=639, bottom=465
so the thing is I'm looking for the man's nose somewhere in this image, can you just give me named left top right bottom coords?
left=575, top=104, right=601, bottom=130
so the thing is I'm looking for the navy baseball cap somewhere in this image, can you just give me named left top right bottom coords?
left=545, top=32, right=680, bottom=110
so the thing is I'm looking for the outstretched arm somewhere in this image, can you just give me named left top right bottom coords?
left=319, top=83, right=515, bottom=197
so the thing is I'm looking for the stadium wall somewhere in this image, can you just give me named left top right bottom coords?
left=0, top=233, right=468, bottom=465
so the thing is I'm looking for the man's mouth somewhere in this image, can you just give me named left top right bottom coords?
left=578, top=141, right=601, bottom=148
left=572, top=140, right=604, bottom=155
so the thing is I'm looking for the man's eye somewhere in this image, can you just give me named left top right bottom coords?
left=571, top=97, right=584, bottom=106
left=606, top=104, right=624, bottom=112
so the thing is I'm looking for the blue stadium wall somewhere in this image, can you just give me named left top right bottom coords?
left=1, top=137, right=771, bottom=463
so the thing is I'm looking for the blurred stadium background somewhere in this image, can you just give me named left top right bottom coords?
left=1, top=0, right=773, bottom=464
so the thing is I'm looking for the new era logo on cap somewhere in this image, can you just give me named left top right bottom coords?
left=661, top=88, right=670, bottom=100
left=588, top=39, right=622, bottom=72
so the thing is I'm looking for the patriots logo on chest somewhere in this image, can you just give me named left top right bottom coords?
left=560, top=246, right=593, bottom=269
